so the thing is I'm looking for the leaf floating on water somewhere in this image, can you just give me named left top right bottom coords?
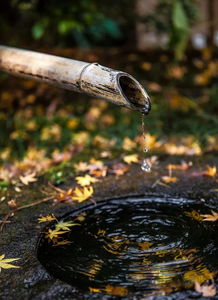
left=123, top=154, right=139, bottom=164
left=184, top=211, right=203, bottom=221
left=38, top=214, right=56, bottom=223
left=200, top=210, right=218, bottom=222
left=138, top=241, right=153, bottom=250
left=0, top=254, right=20, bottom=272
left=104, top=285, right=129, bottom=297
left=75, top=174, right=99, bottom=187
left=184, top=267, right=214, bottom=285
left=53, top=240, right=72, bottom=246
left=75, top=212, right=87, bottom=222
left=203, top=165, right=217, bottom=177
left=194, top=280, right=216, bottom=297
left=72, top=186, right=94, bottom=202
left=19, top=172, right=37, bottom=185
left=55, top=221, right=80, bottom=231
left=45, top=229, right=68, bottom=241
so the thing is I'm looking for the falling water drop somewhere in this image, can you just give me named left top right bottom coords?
left=141, top=114, right=151, bottom=172
left=141, top=159, right=151, bottom=172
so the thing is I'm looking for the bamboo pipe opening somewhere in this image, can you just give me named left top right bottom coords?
left=117, top=74, right=151, bottom=114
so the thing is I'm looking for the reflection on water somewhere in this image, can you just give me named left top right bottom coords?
left=37, top=197, right=218, bottom=297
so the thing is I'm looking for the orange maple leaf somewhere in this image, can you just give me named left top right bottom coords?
left=200, top=210, right=218, bottom=222
left=203, top=166, right=216, bottom=177
left=162, top=176, right=178, bottom=183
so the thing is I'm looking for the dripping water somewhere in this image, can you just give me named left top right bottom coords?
left=141, top=113, right=151, bottom=172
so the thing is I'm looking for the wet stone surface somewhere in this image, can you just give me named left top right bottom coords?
left=0, top=154, right=218, bottom=300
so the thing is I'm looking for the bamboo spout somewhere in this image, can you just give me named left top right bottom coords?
left=0, top=46, right=151, bottom=113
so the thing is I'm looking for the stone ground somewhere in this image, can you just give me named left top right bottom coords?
left=1, top=154, right=218, bottom=300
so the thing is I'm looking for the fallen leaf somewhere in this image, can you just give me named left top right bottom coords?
left=203, top=166, right=216, bottom=177
left=75, top=212, right=87, bottom=222
left=55, top=188, right=74, bottom=203
left=7, top=199, right=17, bottom=209
left=185, top=211, right=203, bottom=221
left=0, top=254, right=20, bottom=272
left=45, top=229, right=68, bottom=240
left=200, top=210, right=218, bottom=222
left=38, top=214, right=56, bottom=223
left=19, top=172, right=37, bottom=185
left=74, top=161, right=89, bottom=173
left=194, top=280, right=216, bottom=297
left=162, top=176, right=178, bottom=183
left=122, top=137, right=136, bottom=151
left=55, top=221, right=80, bottom=231
left=123, top=154, right=139, bottom=164
left=72, top=186, right=94, bottom=202
left=75, top=174, right=99, bottom=186
left=167, top=161, right=192, bottom=171
left=89, top=167, right=108, bottom=177
left=110, top=163, right=129, bottom=176
left=53, top=240, right=72, bottom=246
left=104, top=285, right=128, bottom=297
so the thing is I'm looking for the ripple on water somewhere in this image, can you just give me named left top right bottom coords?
left=37, top=197, right=218, bottom=297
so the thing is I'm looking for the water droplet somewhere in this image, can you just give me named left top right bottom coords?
left=143, top=148, right=148, bottom=153
left=141, top=159, right=151, bottom=172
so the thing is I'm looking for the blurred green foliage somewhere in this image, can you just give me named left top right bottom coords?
left=142, top=0, right=200, bottom=60
left=0, top=0, right=136, bottom=47
left=1, top=0, right=200, bottom=55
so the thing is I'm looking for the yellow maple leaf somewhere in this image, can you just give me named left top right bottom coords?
left=45, top=229, right=68, bottom=240
left=19, top=172, right=37, bottom=185
left=200, top=210, right=218, bottom=222
left=75, top=174, right=99, bottom=187
left=184, top=267, right=214, bottom=284
left=38, top=214, right=56, bottom=223
left=0, top=254, right=20, bottom=272
left=122, top=137, right=136, bottom=151
left=55, top=221, right=80, bottom=231
left=203, top=166, right=216, bottom=177
left=72, top=186, right=94, bottom=202
left=123, top=154, right=139, bottom=164
left=162, top=176, right=178, bottom=183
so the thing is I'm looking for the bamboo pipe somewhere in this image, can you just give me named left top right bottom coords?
left=0, top=46, right=151, bottom=113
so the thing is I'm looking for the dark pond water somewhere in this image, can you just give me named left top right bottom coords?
left=37, top=197, right=218, bottom=297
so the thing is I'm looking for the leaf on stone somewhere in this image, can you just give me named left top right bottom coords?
left=75, top=174, right=99, bottom=187
left=123, top=154, right=139, bottom=165
left=200, top=210, right=218, bottom=222
left=55, top=221, right=80, bottom=231
left=0, top=254, right=20, bottom=272
left=19, top=172, right=37, bottom=185
left=38, top=214, right=56, bottom=223
left=162, top=176, right=178, bottom=183
left=110, top=163, right=129, bottom=176
left=72, top=186, right=94, bottom=202
left=167, top=161, right=192, bottom=171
